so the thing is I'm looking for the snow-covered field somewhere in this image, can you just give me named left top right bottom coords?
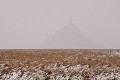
left=0, top=49, right=120, bottom=80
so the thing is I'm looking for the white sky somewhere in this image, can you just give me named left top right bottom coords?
left=0, top=0, right=120, bottom=49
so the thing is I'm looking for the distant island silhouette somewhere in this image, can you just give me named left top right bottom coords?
left=40, top=20, right=104, bottom=49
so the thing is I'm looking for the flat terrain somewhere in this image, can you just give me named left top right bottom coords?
left=0, top=49, right=120, bottom=80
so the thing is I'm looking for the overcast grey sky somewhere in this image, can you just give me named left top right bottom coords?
left=0, top=0, right=120, bottom=49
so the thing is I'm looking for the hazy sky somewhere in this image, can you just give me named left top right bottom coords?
left=0, top=0, right=120, bottom=49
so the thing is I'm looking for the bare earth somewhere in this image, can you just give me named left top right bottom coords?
left=0, top=49, right=120, bottom=80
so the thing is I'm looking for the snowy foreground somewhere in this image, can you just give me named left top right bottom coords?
left=0, top=49, right=120, bottom=80
left=0, top=64, right=120, bottom=80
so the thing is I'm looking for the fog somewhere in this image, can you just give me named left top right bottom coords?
left=0, top=0, right=120, bottom=49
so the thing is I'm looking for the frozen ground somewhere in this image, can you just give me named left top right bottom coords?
left=0, top=49, right=120, bottom=80
left=0, top=64, right=120, bottom=80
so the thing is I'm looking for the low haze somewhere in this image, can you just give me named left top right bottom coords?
left=0, top=0, right=120, bottom=49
